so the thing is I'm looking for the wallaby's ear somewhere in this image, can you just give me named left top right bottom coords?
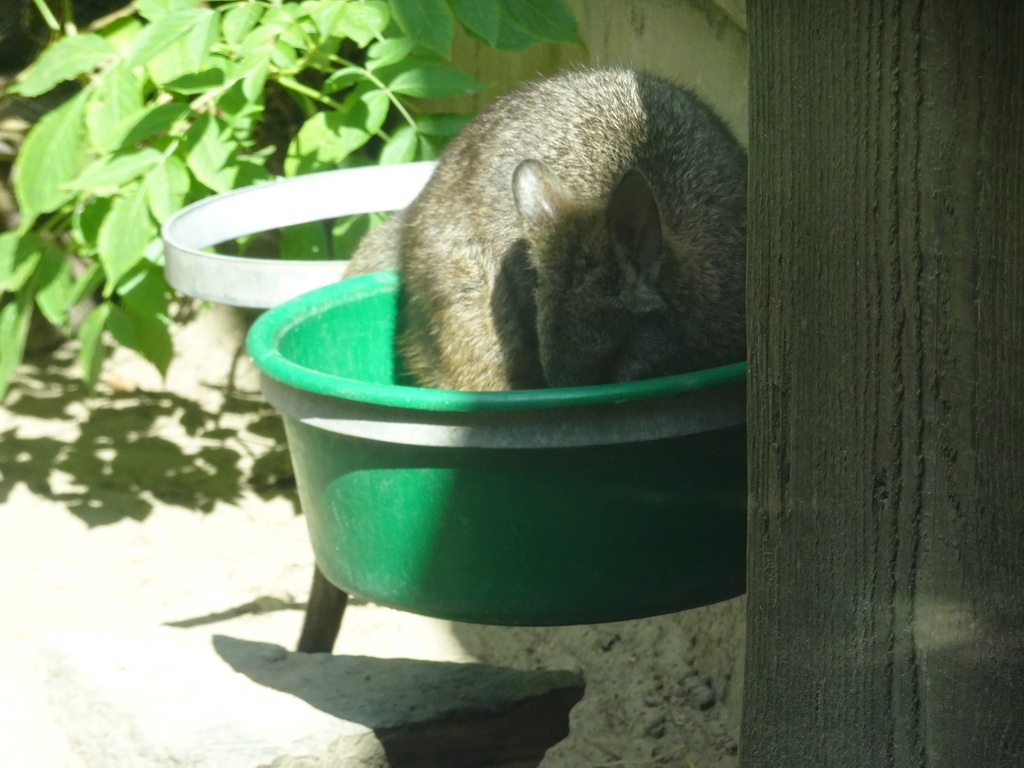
left=608, top=168, right=662, bottom=283
left=513, top=159, right=571, bottom=235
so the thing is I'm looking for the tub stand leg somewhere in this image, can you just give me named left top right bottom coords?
left=297, top=564, right=348, bottom=653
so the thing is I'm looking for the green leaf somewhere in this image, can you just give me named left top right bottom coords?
left=452, top=0, right=501, bottom=46
left=338, top=1, right=390, bottom=47
left=126, top=8, right=214, bottom=68
left=146, top=9, right=219, bottom=83
left=379, top=124, right=418, bottom=164
left=489, top=26, right=530, bottom=51
left=183, top=114, right=238, bottom=193
left=86, top=60, right=145, bottom=153
left=238, top=47, right=272, bottom=102
left=278, top=81, right=382, bottom=173
left=35, top=246, right=76, bottom=327
left=77, top=301, right=112, bottom=389
left=415, top=132, right=444, bottom=160
left=13, top=90, right=89, bottom=231
left=323, top=66, right=367, bottom=94
left=67, top=262, right=104, bottom=308
left=118, top=102, right=192, bottom=147
left=349, top=85, right=391, bottom=135
left=185, top=9, right=221, bottom=70
left=104, top=302, right=138, bottom=349
left=271, top=38, right=300, bottom=69
left=0, top=232, right=20, bottom=289
left=72, top=198, right=113, bottom=251
left=366, top=37, right=415, bottom=70
left=238, top=23, right=283, bottom=58
left=280, top=221, right=330, bottom=261
left=162, top=64, right=227, bottom=95
left=221, top=3, right=264, bottom=46
left=107, top=303, right=174, bottom=375
left=0, top=232, right=43, bottom=291
left=97, top=184, right=157, bottom=293
left=111, top=260, right=174, bottom=376
left=146, top=155, right=190, bottom=222
left=99, top=16, right=145, bottom=56
left=499, top=0, right=582, bottom=44
left=117, top=261, right=170, bottom=317
left=387, top=66, right=487, bottom=98
left=309, top=0, right=349, bottom=40
left=332, top=211, right=386, bottom=259
left=487, top=11, right=539, bottom=51
left=0, top=291, right=34, bottom=401
left=390, top=0, right=454, bottom=58
left=415, top=112, right=472, bottom=137
left=136, top=0, right=200, bottom=22
left=285, top=111, right=372, bottom=176
left=263, top=4, right=310, bottom=51
left=11, top=34, right=117, bottom=97
left=228, top=159, right=273, bottom=190
left=216, top=79, right=263, bottom=135
left=66, top=148, right=164, bottom=193
left=261, top=3, right=310, bottom=33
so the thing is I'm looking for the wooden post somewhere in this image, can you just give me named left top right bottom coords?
left=744, top=2, right=1024, bottom=766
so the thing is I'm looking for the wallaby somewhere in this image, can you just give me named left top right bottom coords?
left=347, top=67, right=747, bottom=391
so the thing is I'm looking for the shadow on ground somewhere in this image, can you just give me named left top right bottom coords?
left=1, top=350, right=297, bottom=526
left=213, top=634, right=584, bottom=767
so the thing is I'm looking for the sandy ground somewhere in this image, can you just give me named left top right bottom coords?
left=0, top=304, right=743, bottom=767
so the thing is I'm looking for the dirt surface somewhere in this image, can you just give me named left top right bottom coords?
left=0, top=304, right=743, bottom=767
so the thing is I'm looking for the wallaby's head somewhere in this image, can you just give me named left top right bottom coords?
left=512, top=159, right=677, bottom=388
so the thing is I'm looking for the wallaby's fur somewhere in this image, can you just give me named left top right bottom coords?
left=348, top=67, right=747, bottom=391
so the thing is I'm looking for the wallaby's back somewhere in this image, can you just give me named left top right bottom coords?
left=349, top=67, right=747, bottom=391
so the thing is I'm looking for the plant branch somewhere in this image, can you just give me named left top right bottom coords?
left=276, top=76, right=346, bottom=112
left=30, top=0, right=61, bottom=31
left=86, top=1, right=139, bottom=32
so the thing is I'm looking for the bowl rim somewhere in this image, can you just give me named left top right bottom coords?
left=247, top=271, right=747, bottom=414
left=161, top=162, right=437, bottom=308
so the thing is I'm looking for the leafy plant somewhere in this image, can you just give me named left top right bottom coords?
left=0, top=0, right=581, bottom=399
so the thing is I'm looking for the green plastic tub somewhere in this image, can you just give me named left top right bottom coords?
left=247, top=270, right=747, bottom=625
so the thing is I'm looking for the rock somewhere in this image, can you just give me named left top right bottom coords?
left=682, top=673, right=717, bottom=711
left=35, top=627, right=585, bottom=768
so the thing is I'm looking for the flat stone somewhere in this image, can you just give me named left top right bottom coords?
left=35, top=627, right=584, bottom=768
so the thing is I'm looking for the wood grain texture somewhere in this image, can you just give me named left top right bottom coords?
left=744, top=2, right=1023, bottom=766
